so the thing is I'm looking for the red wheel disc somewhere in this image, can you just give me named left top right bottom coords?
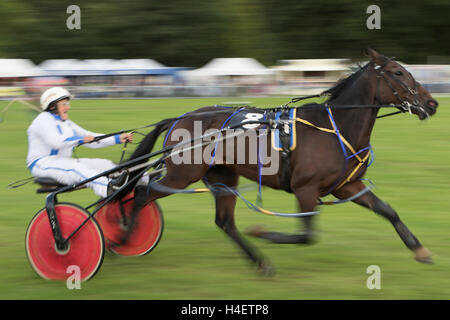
left=96, top=194, right=163, bottom=256
left=25, top=203, right=104, bottom=281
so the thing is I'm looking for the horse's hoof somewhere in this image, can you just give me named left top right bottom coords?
left=300, top=232, right=318, bottom=245
left=246, top=225, right=267, bottom=238
left=414, top=247, right=433, bottom=264
left=258, top=261, right=276, bottom=277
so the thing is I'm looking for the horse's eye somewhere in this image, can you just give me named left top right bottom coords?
left=394, top=71, right=403, bottom=76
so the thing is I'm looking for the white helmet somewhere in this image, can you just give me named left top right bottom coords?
left=40, top=87, right=72, bottom=111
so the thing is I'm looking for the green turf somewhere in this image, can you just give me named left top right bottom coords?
left=1, top=96, right=449, bottom=299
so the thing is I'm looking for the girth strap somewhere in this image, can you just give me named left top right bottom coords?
left=274, top=107, right=294, bottom=193
left=279, top=133, right=292, bottom=192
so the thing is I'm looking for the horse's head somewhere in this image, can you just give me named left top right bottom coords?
left=367, top=48, right=438, bottom=120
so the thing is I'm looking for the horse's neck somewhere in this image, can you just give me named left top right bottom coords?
left=327, top=72, right=378, bottom=151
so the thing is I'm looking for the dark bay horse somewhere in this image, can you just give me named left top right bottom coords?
left=120, top=49, right=438, bottom=274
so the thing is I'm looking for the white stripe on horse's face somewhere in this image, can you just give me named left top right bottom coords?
left=56, top=99, right=71, bottom=121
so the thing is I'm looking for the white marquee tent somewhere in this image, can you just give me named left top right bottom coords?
left=39, top=58, right=173, bottom=76
left=180, top=58, right=274, bottom=84
left=38, top=59, right=86, bottom=76
left=0, top=59, right=45, bottom=78
left=274, top=59, right=351, bottom=72
left=272, top=58, right=352, bottom=83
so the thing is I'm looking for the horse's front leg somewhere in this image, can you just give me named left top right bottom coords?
left=333, top=180, right=433, bottom=264
left=246, top=185, right=319, bottom=245
left=205, top=166, right=274, bottom=275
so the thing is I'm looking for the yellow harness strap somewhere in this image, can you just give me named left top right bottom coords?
left=295, top=108, right=370, bottom=190
left=335, top=151, right=370, bottom=190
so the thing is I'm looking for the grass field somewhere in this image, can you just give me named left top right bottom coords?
left=1, top=96, right=450, bottom=300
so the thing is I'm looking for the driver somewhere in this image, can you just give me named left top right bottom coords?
left=26, top=87, right=133, bottom=198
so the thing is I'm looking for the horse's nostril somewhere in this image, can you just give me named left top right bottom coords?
left=428, top=100, right=438, bottom=108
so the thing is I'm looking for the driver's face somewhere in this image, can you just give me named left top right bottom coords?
left=56, top=98, right=71, bottom=121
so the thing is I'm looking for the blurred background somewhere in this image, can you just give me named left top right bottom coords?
left=1, top=0, right=450, bottom=300
left=0, top=0, right=448, bottom=101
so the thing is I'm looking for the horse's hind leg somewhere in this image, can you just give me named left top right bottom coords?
left=206, top=166, right=274, bottom=275
left=332, top=180, right=432, bottom=264
left=246, top=186, right=319, bottom=245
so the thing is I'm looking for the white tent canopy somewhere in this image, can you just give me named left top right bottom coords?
left=105, top=59, right=169, bottom=75
left=39, top=58, right=170, bottom=76
left=273, top=59, right=352, bottom=72
left=0, top=59, right=45, bottom=77
left=182, top=57, right=273, bottom=77
left=39, top=59, right=86, bottom=75
left=113, top=59, right=167, bottom=70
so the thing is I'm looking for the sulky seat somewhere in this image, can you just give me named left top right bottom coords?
left=34, top=177, right=86, bottom=194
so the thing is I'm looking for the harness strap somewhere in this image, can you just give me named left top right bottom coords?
left=335, top=151, right=371, bottom=190
left=277, top=108, right=295, bottom=192
left=148, top=181, right=320, bottom=218
left=295, top=116, right=363, bottom=163
left=319, top=179, right=374, bottom=205
left=295, top=107, right=371, bottom=192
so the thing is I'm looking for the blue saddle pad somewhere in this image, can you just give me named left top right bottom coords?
left=271, top=108, right=297, bottom=151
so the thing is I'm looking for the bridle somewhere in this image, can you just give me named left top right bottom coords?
left=373, top=58, right=430, bottom=119
left=287, top=58, right=430, bottom=120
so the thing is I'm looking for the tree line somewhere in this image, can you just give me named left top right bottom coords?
left=0, top=0, right=448, bottom=67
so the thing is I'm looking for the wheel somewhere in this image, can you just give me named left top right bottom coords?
left=96, top=193, right=163, bottom=256
left=25, top=203, right=105, bottom=281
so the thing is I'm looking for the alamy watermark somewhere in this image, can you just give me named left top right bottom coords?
left=66, top=5, right=81, bottom=30
left=366, top=265, right=381, bottom=289
left=66, top=265, right=81, bottom=289
left=166, top=121, right=280, bottom=175
left=366, top=5, right=381, bottom=30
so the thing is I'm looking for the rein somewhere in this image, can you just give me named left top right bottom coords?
left=287, top=97, right=423, bottom=119
left=78, top=109, right=253, bottom=146
left=287, top=58, right=429, bottom=120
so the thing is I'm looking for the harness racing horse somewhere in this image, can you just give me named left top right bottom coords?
left=118, top=49, right=439, bottom=275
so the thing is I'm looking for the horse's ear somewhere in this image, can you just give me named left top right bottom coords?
left=366, top=47, right=385, bottom=64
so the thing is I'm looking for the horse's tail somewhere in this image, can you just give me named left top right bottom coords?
left=116, top=118, right=172, bottom=198
left=130, top=118, right=172, bottom=160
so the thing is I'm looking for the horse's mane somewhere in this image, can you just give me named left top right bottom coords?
left=321, top=62, right=371, bottom=101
